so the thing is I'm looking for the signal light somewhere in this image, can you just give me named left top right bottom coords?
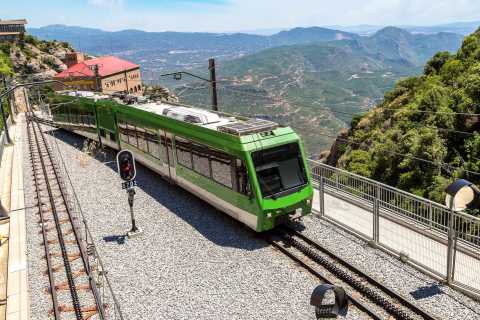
left=116, top=150, right=136, bottom=181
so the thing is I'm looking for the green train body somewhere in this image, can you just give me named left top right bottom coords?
left=49, top=94, right=313, bottom=232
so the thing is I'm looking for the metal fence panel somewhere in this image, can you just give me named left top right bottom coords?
left=308, top=159, right=480, bottom=297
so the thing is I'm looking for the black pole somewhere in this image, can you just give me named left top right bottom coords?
left=209, top=58, right=218, bottom=112
left=127, top=188, right=139, bottom=233
left=0, top=75, right=11, bottom=144
left=94, top=64, right=101, bottom=92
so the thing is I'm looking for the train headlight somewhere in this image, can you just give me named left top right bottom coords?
left=267, top=212, right=273, bottom=218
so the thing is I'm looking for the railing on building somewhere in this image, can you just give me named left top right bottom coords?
left=308, top=159, right=480, bottom=299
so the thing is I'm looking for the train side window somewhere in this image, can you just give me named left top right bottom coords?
left=176, top=137, right=192, bottom=168
left=119, top=121, right=129, bottom=143
left=109, top=132, right=116, bottom=142
left=99, top=128, right=106, bottom=138
left=145, top=128, right=160, bottom=159
left=192, top=143, right=211, bottom=178
left=136, top=127, right=148, bottom=153
left=235, top=160, right=251, bottom=196
left=211, top=157, right=233, bottom=188
left=126, top=122, right=138, bottom=147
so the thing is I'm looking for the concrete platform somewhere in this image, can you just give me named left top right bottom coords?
left=313, top=188, right=480, bottom=293
left=0, top=114, right=29, bottom=320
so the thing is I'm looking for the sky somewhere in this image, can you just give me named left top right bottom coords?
left=3, top=0, right=480, bottom=32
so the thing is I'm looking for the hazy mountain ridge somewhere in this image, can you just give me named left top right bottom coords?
left=325, top=27, right=480, bottom=204
left=28, top=24, right=358, bottom=73
left=178, top=27, right=463, bottom=155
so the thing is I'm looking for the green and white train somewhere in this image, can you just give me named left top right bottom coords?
left=49, top=93, right=313, bottom=232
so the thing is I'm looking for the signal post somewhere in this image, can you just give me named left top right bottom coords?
left=116, top=150, right=143, bottom=238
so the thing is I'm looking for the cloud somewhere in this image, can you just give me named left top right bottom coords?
left=12, top=0, right=480, bottom=32
left=88, top=0, right=124, bottom=9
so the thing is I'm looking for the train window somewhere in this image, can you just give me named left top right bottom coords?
left=235, top=160, right=250, bottom=196
left=119, top=121, right=129, bottom=144
left=146, top=128, right=160, bottom=159
left=192, top=143, right=211, bottom=178
left=176, top=137, right=192, bottom=168
left=252, top=143, right=307, bottom=198
left=212, top=157, right=233, bottom=188
left=109, top=132, right=116, bottom=142
left=126, top=122, right=138, bottom=147
left=99, top=128, right=106, bottom=138
left=137, top=127, right=148, bottom=153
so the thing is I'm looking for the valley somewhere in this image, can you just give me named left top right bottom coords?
left=29, top=25, right=464, bottom=155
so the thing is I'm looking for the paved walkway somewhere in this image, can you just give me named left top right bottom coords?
left=0, top=114, right=28, bottom=320
left=312, top=189, right=480, bottom=293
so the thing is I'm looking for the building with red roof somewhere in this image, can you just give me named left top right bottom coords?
left=54, top=55, right=143, bottom=95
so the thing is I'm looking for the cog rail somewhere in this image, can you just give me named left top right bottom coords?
left=265, top=226, right=439, bottom=320
left=27, top=115, right=105, bottom=319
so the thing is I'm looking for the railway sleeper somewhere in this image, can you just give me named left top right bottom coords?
left=50, top=304, right=97, bottom=318
left=50, top=255, right=81, bottom=272
left=282, top=234, right=418, bottom=320
left=38, top=217, right=71, bottom=225
left=55, top=281, right=91, bottom=291
left=48, top=251, right=81, bottom=259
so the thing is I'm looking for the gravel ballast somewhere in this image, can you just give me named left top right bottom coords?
left=23, top=124, right=480, bottom=319
left=301, top=214, right=480, bottom=320
left=22, top=126, right=370, bottom=320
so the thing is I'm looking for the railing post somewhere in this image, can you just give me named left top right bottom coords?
left=373, top=185, right=380, bottom=244
left=428, top=202, right=433, bottom=229
left=335, top=171, right=339, bottom=190
left=319, top=176, right=325, bottom=216
left=446, top=207, right=455, bottom=285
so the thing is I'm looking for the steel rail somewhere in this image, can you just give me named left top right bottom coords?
left=27, top=119, right=61, bottom=319
left=32, top=116, right=107, bottom=320
left=49, top=126, right=126, bottom=320
left=29, top=117, right=84, bottom=319
left=261, top=233, right=384, bottom=320
left=28, top=114, right=107, bottom=319
left=281, top=226, right=439, bottom=320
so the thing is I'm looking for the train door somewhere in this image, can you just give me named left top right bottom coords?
left=159, top=129, right=176, bottom=181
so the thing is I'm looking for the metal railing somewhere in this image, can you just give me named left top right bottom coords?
left=46, top=124, right=125, bottom=320
left=309, top=160, right=480, bottom=299
left=0, top=115, right=12, bottom=165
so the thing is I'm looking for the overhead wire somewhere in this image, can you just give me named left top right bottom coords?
left=315, top=131, right=480, bottom=177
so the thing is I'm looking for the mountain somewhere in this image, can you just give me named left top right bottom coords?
left=177, top=27, right=464, bottom=155
left=404, top=20, right=480, bottom=36
left=28, top=25, right=357, bottom=73
left=325, top=27, right=480, bottom=204
left=330, top=20, right=480, bottom=36
left=363, top=27, right=464, bottom=65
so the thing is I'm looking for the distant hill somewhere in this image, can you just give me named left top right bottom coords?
left=28, top=25, right=357, bottom=72
left=330, top=20, right=480, bottom=36
left=177, top=27, right=464, bottom=155
left=325, top=27, right=480, bottom=204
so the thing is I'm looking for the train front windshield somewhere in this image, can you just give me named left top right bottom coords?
left=252, top=143, right=308, bottom=198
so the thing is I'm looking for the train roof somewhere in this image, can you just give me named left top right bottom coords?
left=65, top=91, right=283, bottom=137
left=132, top=101, right=279, bottom=136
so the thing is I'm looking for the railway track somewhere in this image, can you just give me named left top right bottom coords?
left=264, top=225, right=439, bottom=320
left=27, top=116, right=105, bottom=320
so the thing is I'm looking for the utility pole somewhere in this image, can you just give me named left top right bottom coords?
left=160, top=58, right=220, bottom=112
left=209, top=58, right=218, bottom=112
left=124, top=69, right=129, bottom=94
left=93, top=64, right=101, bottom=92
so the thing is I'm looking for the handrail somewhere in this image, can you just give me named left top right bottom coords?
left=308, top=159, right=480, bottom=224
